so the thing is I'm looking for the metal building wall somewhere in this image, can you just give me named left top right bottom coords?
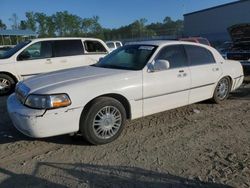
left=184, top=0, right=250, bottom=42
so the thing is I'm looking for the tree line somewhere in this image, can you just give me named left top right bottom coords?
left=0, top=11, right=183, bottom=41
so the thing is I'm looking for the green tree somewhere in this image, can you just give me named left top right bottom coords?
left=147, top=16, right=183, bottom=36
left=52, top=11, right=82, bottom=36
left=19, top=20, right=27, bottom=30
left=25, top=12, right=37, bottom=31
left=0, top=19, right=7, bottom=30
left=81, top=16, right=103, bottom=38
left=46, top=16, right=56, bottom=37
left=35, top=12, right=47, bottom=36
left=9, top=13, right=19, bottom=29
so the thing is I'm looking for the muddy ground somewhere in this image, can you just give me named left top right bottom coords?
left=0, top=84, right=249, bottom=188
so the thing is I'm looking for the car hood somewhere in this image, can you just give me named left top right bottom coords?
left=228, top=24, right=250, bottom=43
left=23, top=66, right=131, bottom=93
left=0, top=58, right=11, bottom=64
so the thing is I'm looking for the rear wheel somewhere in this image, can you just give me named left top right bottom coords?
left=0, top=74, right=16, bottom=96
left=80, top=97, right=127, bottom=145
left=212, top=77, right=231, bottom=104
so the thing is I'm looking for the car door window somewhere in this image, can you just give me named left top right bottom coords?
left=156, top=45, right=188, bottom=69
left=17, top=41, right=52, bottom=61
left=106, top=42, right=115, bottom=49
left=184, top=45, right=216, bottom=66
left=84, top=41, right=107, bottom=53
left=54, top=40, right=84, bottom=57
left=115, top=42, right=122, bottom=48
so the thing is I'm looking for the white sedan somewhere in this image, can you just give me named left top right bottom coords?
left=7, top=41, right=244, bottom=145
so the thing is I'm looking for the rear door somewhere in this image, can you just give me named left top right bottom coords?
left=52, top=39, right=86, bottom=70
left=184, top=45, right=222, bottom=104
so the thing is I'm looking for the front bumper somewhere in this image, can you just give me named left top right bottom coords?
left=7, top=94, right=83, bottom=138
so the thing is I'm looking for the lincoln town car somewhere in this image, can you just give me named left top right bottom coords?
left=7, top=41, right=244, bottom=145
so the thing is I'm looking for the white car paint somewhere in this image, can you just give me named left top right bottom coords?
left=0, top=37, right=109, bottom=81
left=7, top=41, right=244, bottom=138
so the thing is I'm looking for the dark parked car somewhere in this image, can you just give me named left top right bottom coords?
left=217, top=41, right=233, bottom=58
left=226, top=24, right=250, bottom=80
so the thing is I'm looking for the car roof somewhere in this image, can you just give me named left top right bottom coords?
left=31, top=37, right=103, bottom=42
left=126, top=40, right=210, bottom=48
left=106, top=41, right=122, bottom=43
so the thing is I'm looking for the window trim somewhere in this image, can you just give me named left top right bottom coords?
left=183, top=44, right=216, bottom=67
left=53, top=39, right=84, bottom=58
left=16, top=41, right=53, bottom=61
left=154, top=44, right=189, bottom=70
left=83, top=40, right=108, bottom=54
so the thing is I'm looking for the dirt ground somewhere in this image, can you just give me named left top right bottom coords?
left=0, top=84, right=249, bottom=188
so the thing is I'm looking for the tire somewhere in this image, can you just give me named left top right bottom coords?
left=212, top=77, right=231, bottom=104
left=80, top=97, right=127, bottom=145
left=0, top=73, right=16, bottom=96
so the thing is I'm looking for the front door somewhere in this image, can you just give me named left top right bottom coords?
left=15, top=41, right=56, bottom=79
left=143, top=45, right=191, bottom=116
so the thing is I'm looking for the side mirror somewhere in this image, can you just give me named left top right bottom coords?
left=151, top=59, right=170, bottom=72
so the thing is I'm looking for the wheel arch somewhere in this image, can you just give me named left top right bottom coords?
left=223, top=75, right=233, bottom=91
left=0, top=71, right=19, bottom=83
left=82, top=93, right=132, bottom=120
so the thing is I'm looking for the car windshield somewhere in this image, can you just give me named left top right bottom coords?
left=0, top=41, right=31, bottom=59
left=93, top=45, right=157, bottom=70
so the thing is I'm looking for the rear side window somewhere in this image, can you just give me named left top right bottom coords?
left=106, top=42, right=115, bottom=48
left=54, top=40, right=84, bottom=57
left=116, top=42, right=122, bottom=48
left=84, top=41, right=107, bottom=53
left=185, top=45, right=216, bottom=66
left=156, top=45, right=188, bottom=69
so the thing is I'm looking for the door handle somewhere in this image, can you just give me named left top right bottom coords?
left=45, top=59, right=52, bottom=64
left=212, top=67, right=219, bottom=72
left=177, top=70, right=187, bottom=78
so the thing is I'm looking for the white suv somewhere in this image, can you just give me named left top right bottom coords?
left=0, top=38, right=110, bottom=95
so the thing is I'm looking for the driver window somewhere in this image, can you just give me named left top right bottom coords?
left=156, top=45, right=188, bottom=69
left=17, top=41, right=52, bottom=61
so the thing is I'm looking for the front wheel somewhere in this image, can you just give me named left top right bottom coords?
left=212, top=77, right=231, bottom=104
left=0, top=74, right=16, bottom=96
left=80, top=97, right=127, bottom=145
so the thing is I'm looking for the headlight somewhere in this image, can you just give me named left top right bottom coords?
left=25, top=94, right=71, bottom=109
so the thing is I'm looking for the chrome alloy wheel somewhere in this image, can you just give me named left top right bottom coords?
left=0, top=78, right=11, bottom=94
left=92, top=106, right=122, bottom=139
left=216, top=78, right=230, bottom=100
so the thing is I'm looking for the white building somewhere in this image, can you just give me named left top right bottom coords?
left=184, top=0, right=250, bottom=43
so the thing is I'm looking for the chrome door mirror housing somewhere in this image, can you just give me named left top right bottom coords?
left=149, top=59, right=170, bottom=72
